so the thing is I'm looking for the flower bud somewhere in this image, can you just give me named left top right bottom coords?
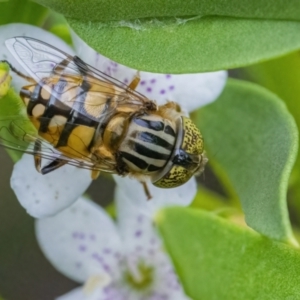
left=0, top=62, right=12, bottom=97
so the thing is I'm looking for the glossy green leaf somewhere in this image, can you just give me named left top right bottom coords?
left=157, top=207, right=300, bottom=300
left=68, top=17, right=300, bottom=73
left=49, top=24, right=72, bottom=45
left=192, top=185, right=229, bottom=212
left=197, top=79, right=298, bottom=243
left=0, top=63, right=35, bottom=162
left=240, top=53, right=300, bottom=225
left=0, top=0, right=48, bottom=26
left=34, top=0, right=300, bottom=22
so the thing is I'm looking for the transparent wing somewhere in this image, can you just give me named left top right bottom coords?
left=5, top=37, right=154, bottom=121
left=0, top=115, right=116, bottom=172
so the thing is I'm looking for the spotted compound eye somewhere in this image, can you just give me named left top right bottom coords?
left=152, top=117, right=207, bottom=188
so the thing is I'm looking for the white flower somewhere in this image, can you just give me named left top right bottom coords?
left=113, top=175, right=196, bottom=218
left=0, top=23, right=227, bottom=218
left=36, top=194, right=191, bottom=300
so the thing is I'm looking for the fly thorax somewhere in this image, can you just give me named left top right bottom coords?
left=101, top=113, right=130, bottom=151
left=118, top=114, right=177, bottom=174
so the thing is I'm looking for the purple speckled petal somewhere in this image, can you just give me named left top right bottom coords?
left=134, top=71, right=227, bottom=112
left=115, top=191, right=190, bottom=300
left=159, top=71, right=227, bottom=112
left=11, top=154, right=92, bottom=218
left=36, top=197, right=123, bottom=283
left=0, top=23, right=74, bottom=92
left=147, top=252, right=191, bottom=300
left=114, top=180, right=193, bottom=297
left=115, top=189, right=162, bottom=256
left=114, top=175, right=196, bottom=219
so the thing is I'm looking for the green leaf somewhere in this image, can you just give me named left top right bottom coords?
left=192, top=185, right=229, bottom=212
left=34, top=0, right=300, bottom=22
left=0, top=88, right=34, bottom=162
left=157, top=207, right=300, bottom=300
left=197, top=79, right=298, bottom=243
left=240, top=52, right=300, bottom=225
left=67, top=17, right=300, bottom=73
left=0, top=63, right=36, bottom=162
left=0, top=0, right=49, bottom=26
left=49, top=24, right=72, bottom=45
left=33, top=0, right=300, bottom=72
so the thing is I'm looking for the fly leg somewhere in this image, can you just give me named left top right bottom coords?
left=0, top=60, right=35, bottom=83
left=127, top=72, right=157, bottom=112
left=127, top=72, right=140, bottom=91
left=33, top=140, right=42, bottom=173
left=34, top=138, right=67, bottom=175
left=91, top=169, right=100, bottom=180
left=141, top=181, right=152, bottom=200
left=41, top=158, right=67, bottom=175
left=163, top=101, right=182, bottom=112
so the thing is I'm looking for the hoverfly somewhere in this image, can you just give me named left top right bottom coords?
left=0, top=37, right=207, bottom=198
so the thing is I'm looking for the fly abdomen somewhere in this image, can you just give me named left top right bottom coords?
left=20, top=77, right=98, bottom=157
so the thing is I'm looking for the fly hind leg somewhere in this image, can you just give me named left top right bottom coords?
left=41, top=158, right=67, bottom=175
left=33, top=139, right=67, bottom=175
left=34, top=140, right=42, bottom=173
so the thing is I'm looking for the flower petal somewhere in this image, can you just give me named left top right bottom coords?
left=10, top=154, right=92, bottom=218
left=72, top=31, right=227, bottom=112
left=56, top=285, right=124, bottom=300
left=115, top=190, right=191, bottom=300
left=114, top=175, right=196, bottom=218
left=115, top=187, right=162, bottom=257
left=147, top=71, right=227, bottom=112
left=114, top=176, right=195, bottom=285
left=0, top=23, right=74, bottom=91
left=134, top=71, right=227, bottom=112
left=148, top=250, right=192, bottom=300
left=56, top=287, right=85, bottom=300
left=36, top=197, right=123, bottom=283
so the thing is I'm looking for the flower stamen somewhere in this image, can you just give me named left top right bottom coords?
left=125, top=260, right=154, bottom=290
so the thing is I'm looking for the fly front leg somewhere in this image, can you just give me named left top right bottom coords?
left=0, top=60, right=35, bottom=83
left=163, top=101, right=182, bottom=112
left=91, top=169, right=100, bottom=180
left=127, top=72, right=140, bottom=91
left=141, top=181, right=152, bottom=200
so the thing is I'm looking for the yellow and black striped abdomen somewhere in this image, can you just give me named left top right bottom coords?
left=20, top=77, right=99, bottom=160
left=119, top=115, right=176, bottom=174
